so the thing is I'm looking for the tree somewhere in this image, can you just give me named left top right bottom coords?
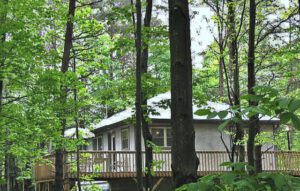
left=227, top=0, right=246, bottom=163
left=0, top=0, right=8, bottom=188
left=247, top=0, right=261, bottom=173
left=202, top=0, right=247, bottom=163
left=169, top=0, right=199, bottom=188
left=203, top=0, right=227, bottom=97
left=54, top=0, right=76, bottom=190
left=134, top=0, right=144, bottom=190
left=141, top=0, right=154, bottom=190
left=0, top=0, right=50, bottom=189
left=72, top=53, right=81, bottom=191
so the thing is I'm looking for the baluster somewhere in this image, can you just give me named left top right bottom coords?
left=207, top=152, right=210, bottom=173
left=163, top=152, right=165, bottom=172
left=213, top=152, right=215, bottom=172
left=168, top=151, right=171, bottom=172
left=203, top=151, right=206, bottom=172
left=127, top=152, right=129, bottom=174
left=216, top=152, right=219, bottom=172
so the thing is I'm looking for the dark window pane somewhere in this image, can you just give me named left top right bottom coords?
left=152, top=128, right=164, bottom=146
left=153, top=137, right=164, bottom=146
left=97, top=137, right=102, bottom=150
left=92, top=139, right=97, bottom=150
left=166, top=129, right=172, bottom=147
left=121, top=129, right=129, bottom=149
left=80, top=145, right=87, bottom=150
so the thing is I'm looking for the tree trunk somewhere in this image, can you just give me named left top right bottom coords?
left=247, top=0, right=262, bottom=173
left=134, top=0, right=143, bottom=190
left=216, top=0, right=225, bottom=98
left=227, top=0, right=245, bottom=163
left=216, top=0, right=225, bottom=97
left=0, top=10, right=4, bottom=185
left=219, top=54, right=224, bottom=97
left=73, top=51, right=81, bottom=191
left=141, top=0, right=153, bottom=190
left=5, top=155, right=17, bottom=191
left=169, top=0, right=199, bottom=188
left=0, top=80, right=2, bottom=116
left=54, top=0, right=76, bottom=190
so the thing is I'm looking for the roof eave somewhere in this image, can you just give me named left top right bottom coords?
left=93, top=118, right=280, bottom=133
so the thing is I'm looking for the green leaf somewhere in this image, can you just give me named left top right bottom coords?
left=218, top=111, right=228, bottom=119
left=247, top=107, right=269, bottom=117
left=241, top=94, right=262, bottom=102
left=253, top=85, right=278, bottom=96
left=207, top=111, right=217, bottom=119
left=187, top=182, right=213, bottom=191
left=251, top=107, right=270, bottom=116
left=279, top=98, right=291, bottom=109
left=291, top=114, right=300, bottom=130
left=234, top=179, right=256, bottom=191
left=195, top=109, right=211, bottom=116
left=288, top=99, right=300, bottom=112
left=280, top=112, right=291, bottom=124
left=260, top=173, right=286, bottom=189
left=218, top=120, right=231, bottom=131
left=220, top=172, right=236, bottom=184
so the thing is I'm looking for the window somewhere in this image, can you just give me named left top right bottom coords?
left=93, top=139, right=97, bottom=150
left=93, top=136, right=103, bottom=150
left=97, top=136, right=103, bottom=150
left=166, top=128, right=172, bottom=147
left=152, top=128, right=164, bottom=146
left=80, top=145, right=87, bottom=150
left=121, top=128, right=129, bottom=150
left=151, top=127, right=172, bottom=148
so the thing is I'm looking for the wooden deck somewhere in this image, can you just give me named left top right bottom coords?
left=35, top=151, right=300, bottom=182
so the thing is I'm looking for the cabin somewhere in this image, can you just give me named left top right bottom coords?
left=35, top=92, right=300, bottom=191
left=90, top=92, right=279, bottom=152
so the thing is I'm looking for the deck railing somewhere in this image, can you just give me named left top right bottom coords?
left=35, top=151, right=300, bottom=181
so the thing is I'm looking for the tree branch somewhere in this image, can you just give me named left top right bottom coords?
left=76, top=0, right=103, bottom=8
left=256, top=9, right=298, bottom=46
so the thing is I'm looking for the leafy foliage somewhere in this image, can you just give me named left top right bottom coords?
left=177, top=163, right=300, bottom=191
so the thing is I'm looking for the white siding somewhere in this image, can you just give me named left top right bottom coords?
left=93, top=123, right=276, bottom=152
left=129, top=125, right=136, bottom=151
left=102, top=132, right=108, bottom=150
left=194, top=123, right=231, bottom=151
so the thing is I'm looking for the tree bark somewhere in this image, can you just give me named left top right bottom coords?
left=0, top=80, right=2, bottom=113
left=134, top=0, right=143, bottom=190
left=169, top=0, right=199, bottom=188
left=141, top=0, right=153, bottom=190
left=54, top=0, right=76, bottom=190
left=219, top=54, right=224, bottom=97
left=216, top=0, right=225, bottom=97
left=73, top=51, right=81, bottom=191
left=247, top=0, right=262, bottom=173
left=227, top=0, right=245, bottom=163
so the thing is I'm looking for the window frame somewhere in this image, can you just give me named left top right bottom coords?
left=93, top=135, right=103, bottom=151
left=165, top=128, right=172, bottom=147
left=97, top=136, right=103, bottom=150
left=92, top=138, right=98, bottom=150
left=121, top=128, right=130, bottom=150
left=151, top=127, right=172, bottom=149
